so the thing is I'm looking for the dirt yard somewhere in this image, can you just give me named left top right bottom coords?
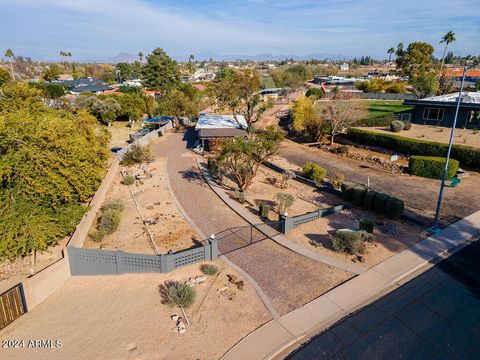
left=108, top=121, right=142, bottom=148
left=359, top=124, right=480, bottom=148
left=0, top=261, right=271, bottom=360
left=228, top=158, right=425, bottom=268
left=84, top=149, right=200, bottom=254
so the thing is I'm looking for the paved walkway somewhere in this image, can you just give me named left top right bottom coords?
left=288, top=240, right=480, bottom=360
left=277, top=140, right=480, bottom=222
left=154, top=131, right=354, bottom=317
left=222, top=209, right=480, bottom=360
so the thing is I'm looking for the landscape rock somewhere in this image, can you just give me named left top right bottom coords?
left=178, top=328, right=186, bottom=334
left=235, top=280, right=244, bottom=291
left=126, top=342, right=137, bottom=351
left=195, top=275, right=207, bottom=283
left=171, top=315, right=179, bottom=321
left=227, top=274, right=238, bottom=283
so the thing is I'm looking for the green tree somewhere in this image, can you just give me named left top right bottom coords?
left=4, top=48, right=15, bottom=80
left=387, top=47, right=395, bottom=73
left=138, top=51, right=144, bottom=62
left=215, top=67, right=236, bottom=80
left=142, top=48, right=180, bottom=94
left=439, top=31, right=456, bottom=75
left=305, top=87, right=324, bottom=99
left=395, top=42, right=435, bottom=79
left=217, top=125, right=284, bottom=191
left=0, top=81, right=45, bottom=114
left=476, top=80, right=480, bottom=92
left=411, top=70, right=439, bottom=98
left=110, top=93, right=146, bottom=122
left=291, top=96, right=324, bottom=141
left=42, top=63, right=61, bottom=81
left=59, top=51, right=72, bottom=72
left=31, top=83, right=66, bottom=99
left=74, top=94, right=121, bottom=125
left=0, top=67, right=11, bottom=86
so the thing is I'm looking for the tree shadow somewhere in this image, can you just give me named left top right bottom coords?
left=158, top=281, right=177, bottom=305
left=178, top=167, right=204, bottom=185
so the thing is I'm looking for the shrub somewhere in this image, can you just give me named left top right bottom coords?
left=201, top=264, right=219, bottom=276
left=103, top=199, right=125, bottom=212
left=363, top=190, right=378, bottom=211
left=165, top=282, right=197, bottom=309
left=306, top=87, right=324, bottom=99
left=385, top=198, right=405, bottom=219
left=403, top=121, right=412, bottom=130
left=331, top=230, right=370, bottom=254
left=276, top=193, right=295, bottom=215
left=331, top=172, right=345, bottom=189
left=352, top=186, right=368, bottom=206
left=91, top=229, right=106, bottom=242
left=302, top=162, right=327, bottom=183
left=357, top=116, right=393, bottom=127
left=373, top=193, right=390, bottom=213
left=234, top=189, right=245, bottom=204
left=121, top=175, right=135, bottom=185
left=408, top=156, right=459, bottom=179
left=207, top=157, right=216, bottom=169
left=390, top=120, right=405, bottom=132
left=359, top=218, right=375, bottom=233
left=120, top=144, right=154, bottom=166
left=341, top=181, right=356, bottom=201
left=259, top=202, right=271, bottom=218
left=98, top=208, right=121, bottom=234
left=331, top=145, right=349, bottom=155
left=347, top=128, right=480, bottom=169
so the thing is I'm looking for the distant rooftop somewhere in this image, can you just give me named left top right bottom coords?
left=423, top=92, right=480, bottom=104
left=195, top=114, right=248, bottom=130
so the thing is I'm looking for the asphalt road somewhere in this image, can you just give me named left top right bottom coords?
left=287, top=240, right=480, bottom=360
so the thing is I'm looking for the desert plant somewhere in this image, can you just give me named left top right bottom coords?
left=385, top=198, right=405, bottom=219
left=279, top=170, right=295, bottom=189
left=403, top=120, right=412, bottom=130
left=341, top=181, right=356, bottom=201
left=121, top=175, right=135, bottom=185
left=276, top=192, right=295, bottom=215
left=330, top=172, right=345, bottom=189
left=164, top=282, right=197, bottom=325
left=302, top=162, right=327, bottom=183
left=331, top=230, right=371, bottom=254
left=98, top=208, right=122, bottom=233
left=234, top=189, right=246, bottom=204
left=102, top=199, right=125, bottom=212
left=90, top=229, right=106, bottom=242
left=373, top=193, right=390, bottom=213
left=352, top=186, right=368, bottom=206
left=359, top=218, right=375, bottom=233
left=408, top=156, right=459, bottom=180
left=120, top=144, right=155, bottom=166
left=207, top=157, right=217, bottom=170
left=362, top=190, right=378, bottom=211
left=201, top=264, right=219, bottom=276
left=259, top=202, right=271, bottom=218
left=331, top=145, right=349, bottom=155
left=390, top=120, right=405, bottom=132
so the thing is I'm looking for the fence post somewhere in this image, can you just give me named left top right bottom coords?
left=204, top=241, right=212, bottom=261
left=115, top=251, right=124, bottom=275
left=281, top=215, right=294, bottom=234
left=66, top=246, right=77, bottom=275
left=209, top=238, right=218, bottom=260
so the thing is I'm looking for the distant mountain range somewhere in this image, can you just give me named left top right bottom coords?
left=83, top=52, right=351, bottom=63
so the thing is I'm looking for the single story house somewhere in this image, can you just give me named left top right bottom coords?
left=444, top=70, right=480, bottom=88
left=259, top=88, right=284, bottom=101
left=195, top=114, right=248, bottom=148
left=69, top=84, right=113, bottom=95
left=403, top=92, right=480, bottom=128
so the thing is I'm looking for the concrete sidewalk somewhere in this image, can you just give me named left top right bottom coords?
left=221, top=205, right=480, bottom=359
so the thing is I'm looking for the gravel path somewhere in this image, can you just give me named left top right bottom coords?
left=154, top=130, right=353, bottom=316
left=277, top=140, right=480, bottom=224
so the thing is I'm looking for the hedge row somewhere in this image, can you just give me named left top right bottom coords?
left=347, top=128, right=480, bottom=169
left=408, top=156, right=459, bottom=180
left=341, top=182, right=404, bottom=219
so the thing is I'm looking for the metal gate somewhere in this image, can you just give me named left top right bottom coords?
left=216, top=221, right=282, bottom=255
left=0, top=284, right=27, bottom=330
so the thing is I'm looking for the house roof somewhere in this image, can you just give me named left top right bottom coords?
left=444, top=70, right=480, bottom=78
left=195, top=114, right=248, bottom=130
left=70, top=84, right=113, bottom=93
left=198, top=128, right=247, bottom=139
left=404, top=92, right=480, bottom=109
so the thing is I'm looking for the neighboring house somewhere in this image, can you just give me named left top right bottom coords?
left=69, top=84, right=113, bottom=95
left=444, top=70, right=480, bottom=88
left=195, top=114, right=248, bottom=148
left=259, top=88, right=284, bottom=101
left=52, top=77, right=103, bottom=88
left=339, top=62, right=349, bottom=71
left=403, top=92, right=480, bottom=128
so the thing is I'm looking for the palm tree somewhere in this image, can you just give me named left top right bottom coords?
left=60, top=51, right=72, bottom=73
left=138, top=51, right=144, bottom=63
left=5, top=48, right=15, bottom=80
left=387, top=47, right=395, bottom=76
left=187, top=54, right=195, bottom=78
left=439, top=31, right=456, bottom=75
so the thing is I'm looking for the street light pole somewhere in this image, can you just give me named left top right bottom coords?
left=432, top=62, right=478, bottom=230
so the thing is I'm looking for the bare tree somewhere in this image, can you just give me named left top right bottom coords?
left=317, top=100, right=368, bottom=145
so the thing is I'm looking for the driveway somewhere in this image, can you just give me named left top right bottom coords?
left=287, top=240, right=480, bottom=359
left=277, top=140, right=480, bottom=224
left=153, top=130, right=354, bottom=316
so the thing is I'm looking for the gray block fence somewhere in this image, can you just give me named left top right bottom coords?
left=281, top=204, right=351, bottom=233
left=67, top=239, right=218, bottom=276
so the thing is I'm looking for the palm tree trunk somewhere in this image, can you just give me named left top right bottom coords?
left=9, top=59, right=15, bottom=81
left=439, top=43, right=448, bottom=76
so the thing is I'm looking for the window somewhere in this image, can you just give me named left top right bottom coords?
left=467, top=110, right=480, bottom=127
left=423, top=107, right=444, bottom=121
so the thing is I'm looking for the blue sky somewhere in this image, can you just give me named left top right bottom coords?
left=1, top=0, right=479, bottom=61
